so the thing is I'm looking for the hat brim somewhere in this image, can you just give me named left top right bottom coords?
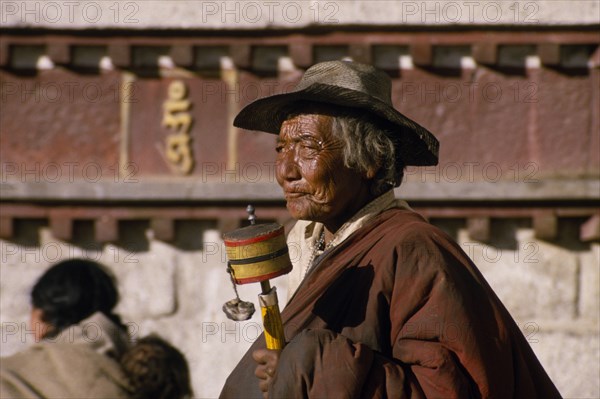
left=233, top=83, right=439, bottom=166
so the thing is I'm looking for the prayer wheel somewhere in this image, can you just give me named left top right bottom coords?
left=223, top=215, right=292, bottom=350
left=223, top=223, right=292, bottom=284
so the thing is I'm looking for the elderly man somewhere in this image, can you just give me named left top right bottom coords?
left=220, top=61, right=560, bottom=398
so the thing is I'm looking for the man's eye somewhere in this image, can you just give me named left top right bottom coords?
left=299, top=139, right=321, bottom=150
left=300, top=143, right=317, bottom=150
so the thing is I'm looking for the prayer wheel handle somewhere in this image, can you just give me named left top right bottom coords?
left=259, top=282, right=286, bottom=350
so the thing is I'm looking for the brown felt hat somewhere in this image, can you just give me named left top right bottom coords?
left=234, top=60, right=439, bottom=166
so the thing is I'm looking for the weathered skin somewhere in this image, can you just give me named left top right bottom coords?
left=276, top=113, right=377, bottom=235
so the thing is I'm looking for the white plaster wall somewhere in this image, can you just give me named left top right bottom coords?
left=1, top=1, right=598, bottom=30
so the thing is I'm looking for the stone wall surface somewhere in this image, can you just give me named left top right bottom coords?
left=1, top=218, right=598, bottom=398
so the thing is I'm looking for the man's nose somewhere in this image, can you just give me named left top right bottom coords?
left=276, top=150, right=301, bottom=182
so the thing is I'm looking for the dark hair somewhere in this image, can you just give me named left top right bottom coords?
left=31, top=258, right=124, bottom=336
left=121, top=334, right=193, bottom=399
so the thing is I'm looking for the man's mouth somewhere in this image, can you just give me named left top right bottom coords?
left=284, top=191, right=307, bottom=199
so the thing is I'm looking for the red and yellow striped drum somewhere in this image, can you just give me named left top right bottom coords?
left=223, top=223, right=292, bottom=285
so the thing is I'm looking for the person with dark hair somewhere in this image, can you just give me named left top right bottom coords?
left=1, top=259, right=195, bottom=399
left=1, top=258, right=132, bottom=398
left=121, top=334, right=194, bottom=399
left=29, top=258, right=126, bottom=341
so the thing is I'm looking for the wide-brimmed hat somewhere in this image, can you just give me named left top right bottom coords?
left=234, top=60, right=439, bottom=166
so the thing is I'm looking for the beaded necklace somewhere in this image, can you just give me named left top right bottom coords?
left=303, top=229, right=327, bottom=278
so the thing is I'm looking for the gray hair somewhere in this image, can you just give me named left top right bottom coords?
left=330, top=114, right=404, bottom=196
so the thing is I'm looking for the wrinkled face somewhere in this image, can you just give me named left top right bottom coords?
left=275, top=113, right=371, bottom=230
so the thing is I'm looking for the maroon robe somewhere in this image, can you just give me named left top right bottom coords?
left=220, top=209, right=561, bottom=398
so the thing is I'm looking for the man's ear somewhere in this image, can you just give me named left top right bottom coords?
left=365, top=163, right=380, bottom=180
left=30, top=307, right=52, bottom=341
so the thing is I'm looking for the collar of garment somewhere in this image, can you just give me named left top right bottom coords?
left=42, top=311, right=130, bottom=358
left=285, top=190, right=411, bottom=301
left=305, top=190, right=410, bottom=249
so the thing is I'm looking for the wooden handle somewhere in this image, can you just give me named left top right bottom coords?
left=258, top=287, right=286, bottom=350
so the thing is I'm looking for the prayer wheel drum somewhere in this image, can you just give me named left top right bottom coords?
left=223, top=223, right=292, bottom=285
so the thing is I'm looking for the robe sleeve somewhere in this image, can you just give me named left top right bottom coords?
left=270, top=329, right=425, bottom=399
left=268, top=227, right=486, bottom=398
left=270, top=224, right=560, bottom=399
left=387, top=227, right=494, bottom=398
left=389, top=225, right=560, bottom=398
